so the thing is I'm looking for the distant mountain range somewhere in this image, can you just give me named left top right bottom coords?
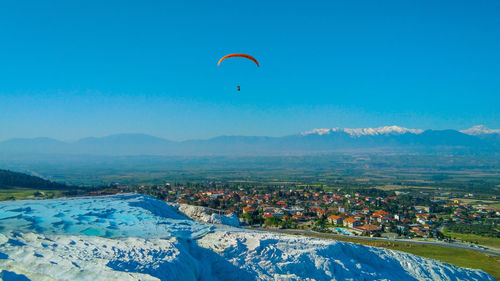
left=1, top=125, right=499, bottom=156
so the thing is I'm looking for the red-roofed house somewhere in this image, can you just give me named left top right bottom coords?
left=242, top=206, right=255, bottom=214
left=354, top=224, right=381, bottom=234
left=316, top=209, right=326, bottom=218
left=343, top=217, right=360, bottom=228
left=327, top=215, right=343, bottom=225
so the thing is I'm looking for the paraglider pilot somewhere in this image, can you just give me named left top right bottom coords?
left=218, top=54, right=259, bottom=92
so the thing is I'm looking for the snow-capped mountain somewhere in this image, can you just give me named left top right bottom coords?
left=461, top=125, right=500, bottom=135
left=0, top=194, right=494, bottom=281
left=302, top=125, right=424, bottom=137
left=0, top=125, right=499, bottom=156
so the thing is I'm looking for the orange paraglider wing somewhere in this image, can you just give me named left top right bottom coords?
left=218, top=54, right=259, bottom=67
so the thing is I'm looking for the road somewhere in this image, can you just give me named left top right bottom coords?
left=248, top=227, right=500, bottom=256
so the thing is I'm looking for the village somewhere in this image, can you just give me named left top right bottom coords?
left=93, top=182, right=500, bottom=242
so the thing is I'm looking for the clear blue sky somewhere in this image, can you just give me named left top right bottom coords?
left=0, top=0, right=499, bottom=141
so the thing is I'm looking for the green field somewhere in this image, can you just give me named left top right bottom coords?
left=443, top=230, right=500, bottom=250
left=0, top=187, right=64, bottom=201
left=334, top=237, right=499, bottom=280
left=272, top=231, right=500, bottom=280
left=3, top=154, right=500, bottom=195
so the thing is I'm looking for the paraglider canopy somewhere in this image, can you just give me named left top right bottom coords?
left=218, top=54, right=259, bottom=67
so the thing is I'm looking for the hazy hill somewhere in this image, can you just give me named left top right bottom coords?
left=0, top=169, right=68, bottom=189
left=74, top=134, right=178, bottom=155
left=0, top=126, right=498, bottom=156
